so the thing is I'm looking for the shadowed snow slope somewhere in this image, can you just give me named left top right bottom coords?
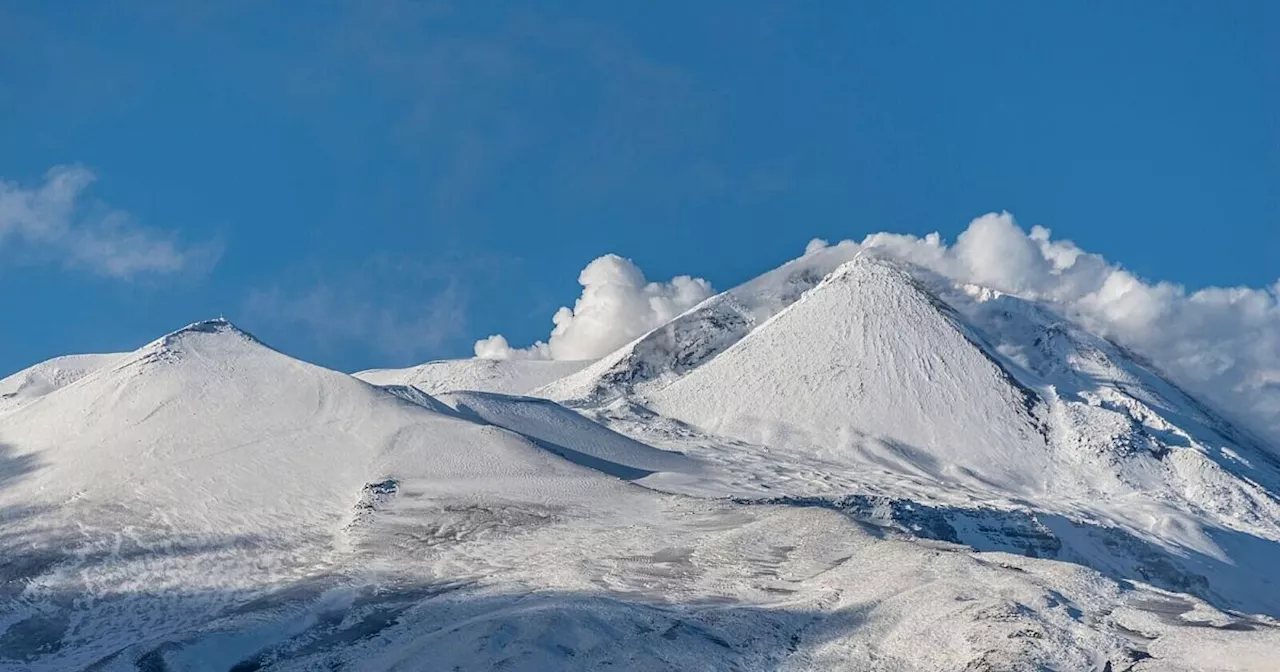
left=354, top=357, right=590, bottom=396
left=436, top=390, right=698, bottom=480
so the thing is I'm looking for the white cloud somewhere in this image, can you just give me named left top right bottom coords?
left=475, top=253, right=713, bottom=361
left=0, top=165, right=219, bottom=278
left=474, top=334, right=550, bottom=361
left=804, top=238, right=830, bottom=255
left=860, top=212, right=1280, bottom=445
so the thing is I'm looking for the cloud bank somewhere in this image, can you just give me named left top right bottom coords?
left=857, top=212, right=1280, bottom=446
left=475, top=254, right=713, bottom=361
left=0, top=165, right=219, bottom=278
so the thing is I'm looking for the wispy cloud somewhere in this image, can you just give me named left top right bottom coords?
left=242, top=257, right=470, bottom=365
left=289, top=4, right=723, bottom=221
left=0, top=165, right=221, bottom=279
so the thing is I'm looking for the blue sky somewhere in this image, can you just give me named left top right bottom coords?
left=1, top=1, right=1276, bottom=375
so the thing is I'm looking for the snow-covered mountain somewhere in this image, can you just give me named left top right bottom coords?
left=3, top=252, right=1279, bottom=671
left=647, top=255, right=1280, bottom=529
left=539, top=242, right=864, bottom=404
left=633, top=255, right=1280, bottom=617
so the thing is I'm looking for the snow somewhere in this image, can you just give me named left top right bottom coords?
left=435, top=390, right=699, bottom=480
left=3, top=245, right=1280, bottom=670
left=0, top=352, right=125, bottom=415
left=537, top=241, right=863, bottom=404
left=627, top=254, right=1280, bottom=617
left=0, top=320, right=632, bottom=521
left=0, top=320, right=672, bottom=669
left=354, top=357, right=590, bottom=396
left=647, top=255, right=1054, bottom=495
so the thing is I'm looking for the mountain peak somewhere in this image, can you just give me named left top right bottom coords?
left=825, top=250, right=918, bottom=284
left=539, top=249, right=879, bottom=404
left=142, top=317, right=268, bottom=356
left=647, top=250, right=1053, bottom=492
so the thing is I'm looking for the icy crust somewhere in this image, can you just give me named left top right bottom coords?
left=4, top=494, right=1274, bottom=671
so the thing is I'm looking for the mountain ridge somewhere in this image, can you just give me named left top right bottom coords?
left=2, top=257, right=1279, bottom=670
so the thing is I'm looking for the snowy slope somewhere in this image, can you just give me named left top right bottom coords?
left=435, top=390, right=698, bottom=479
left=648, top=255, right=1054, bottom=495
left=945, top=280, right=1280, bottom=536
left=0, top=320, right=680, bottom=669
left=4, top=264, right=1280, bottom=672
left=0, top=320, right=638, bottom=522
left=538, top=242, right=863, bottom=404
left=354, top=357, right=590, bottom=396
left=0, top=351, right=125, bottom=415
left=609, top=254, right=1280, bottom=619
